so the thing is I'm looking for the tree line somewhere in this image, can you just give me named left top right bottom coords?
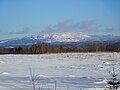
left=0, top=42, right=120, bottom=54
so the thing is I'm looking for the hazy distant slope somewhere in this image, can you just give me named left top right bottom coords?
left=0, top=32, right=120, bottom=46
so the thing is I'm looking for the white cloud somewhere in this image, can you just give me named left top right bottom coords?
left=41, top=20, right=102, bottom=34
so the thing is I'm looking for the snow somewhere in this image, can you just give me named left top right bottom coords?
left=0, top=40, right=8, bottom=43
left=1, top=72, right=9, bottom=75
left=0, top=53, right=120, bottom=90
left=38, top=74, right=45, bottom=77
left=0, top=32, right=91, bottom=45
left=1, top=32, right=120, bottom=46
left=104, top=62, right=110, bottom=65
left=41, top=32, right=90, bottom=42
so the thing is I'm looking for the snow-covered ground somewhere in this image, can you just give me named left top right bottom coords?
left=0, top=53, right=120, bottom=90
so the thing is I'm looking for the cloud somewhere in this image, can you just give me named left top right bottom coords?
left=41, top=20, right=102, bottom=34
left=8, top=27, right=31, bottom=35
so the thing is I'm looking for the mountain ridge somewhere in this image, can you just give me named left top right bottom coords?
left=0, top=32, right=120, bottom=46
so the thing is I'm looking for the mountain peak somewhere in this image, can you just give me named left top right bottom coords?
left=38, top=32, right=90, bottom=43
left=0, top=32, right=120, bottom=46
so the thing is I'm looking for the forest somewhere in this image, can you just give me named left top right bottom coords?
left=0, top=42, right=120, bottom=54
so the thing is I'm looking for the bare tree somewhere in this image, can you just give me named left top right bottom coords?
left=29, top=67, right=36, bottom=90
left=107, top=67, right=120, bottom=90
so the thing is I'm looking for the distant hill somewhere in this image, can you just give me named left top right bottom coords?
left=0, top=32, right=120, bottom=46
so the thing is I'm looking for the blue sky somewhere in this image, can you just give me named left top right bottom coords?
left=0, top=0, right=120, bottom=40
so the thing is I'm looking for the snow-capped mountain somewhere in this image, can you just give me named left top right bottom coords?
left=35, top=32, right=90, bottom=42
left=0, top=32, right=120, bottom=46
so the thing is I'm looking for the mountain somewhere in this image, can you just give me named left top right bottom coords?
left=0, top=32, right=120, bottom=46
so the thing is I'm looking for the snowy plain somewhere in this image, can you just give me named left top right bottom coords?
left=0, top=53, right=120, bottom=90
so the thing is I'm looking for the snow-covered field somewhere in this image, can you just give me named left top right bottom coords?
left=0, top=53, right=120, bottom=90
